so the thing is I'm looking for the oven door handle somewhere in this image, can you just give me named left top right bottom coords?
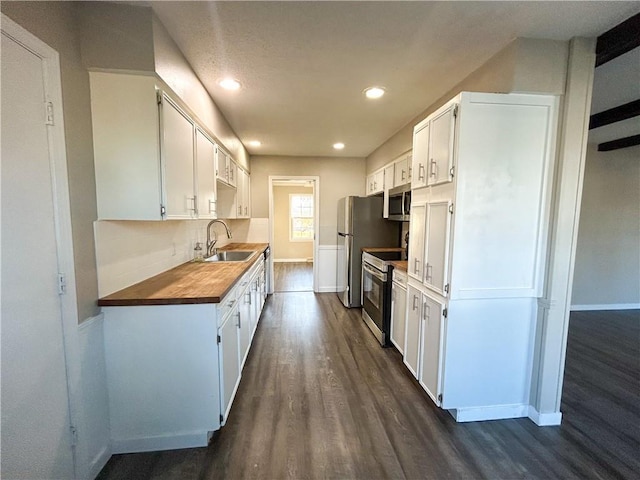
left=363, top=262, right=386, bottom=282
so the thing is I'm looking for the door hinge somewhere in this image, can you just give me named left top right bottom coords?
left=438, top=393, right=443, bottom=404
left=449, top=204, right=454, bottom=215
left=70, top=425, right=78, bottom=446
left=58, top=273, right=67, bottom=295
left=160, top=205, right=166, bottom=217
left=443, top=308, right=448, bottom=318
left=444, top=284, right=450, bottom=294
left=217, top=334, right=221, bottom=344
left=156, top=90, right=163, bottom=105
left=453, top=104, right=459, bottom=118
left=45, top=101, right=54, bottom=125
left=219, top=414, right=224, bottom=423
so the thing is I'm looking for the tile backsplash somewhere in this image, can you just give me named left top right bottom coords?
left=94, top=218, right=268, bottom=297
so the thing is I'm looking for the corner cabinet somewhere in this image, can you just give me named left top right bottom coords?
left=90, top=71, right=221, bottom=221
left=405, top=92, right=559, bottom=422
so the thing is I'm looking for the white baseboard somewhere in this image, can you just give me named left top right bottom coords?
left=570, top=303, right=640, bottom=311
left=449, top=404, right=528, bottom=422
left=111, top=431, right=210, bottom=454
left=274, top=258, right=312, bottom=263
left=317, top=286, right=338, bottom=293
left=528, top=406, right=562, bottom=426
left=88, top=445, right=111, bottom=480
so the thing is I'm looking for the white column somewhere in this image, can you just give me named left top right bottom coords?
left=529, top=37, right=597, bottom=425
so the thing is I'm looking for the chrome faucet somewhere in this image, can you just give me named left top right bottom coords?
left=206, top=219, right=232, bottom=257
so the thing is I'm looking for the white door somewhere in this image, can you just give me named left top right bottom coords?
left=196, top=128, right=217, bottom=219
left=424, top=201, right=452, bottom=296
left=390, top=282, right=407, bottom=353
left=419, top=294, right=445, bottom=405
left=428, top=105, right=456, bottom=186
left=403, top=284, right=422, bottom=379
left=161, top=95, right=195, bottom=219
left=408, top=203, right=426, bottom=281
left=1, top=28, right=75, bottom=479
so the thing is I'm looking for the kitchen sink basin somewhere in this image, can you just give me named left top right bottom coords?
left=204, top=250, right=257, bottom=262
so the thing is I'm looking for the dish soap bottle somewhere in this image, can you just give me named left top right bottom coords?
left=193, top=242, right=204, bottom=262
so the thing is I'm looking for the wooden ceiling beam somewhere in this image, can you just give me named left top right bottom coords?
left=597, top=134, right=640, bottom=152
left=596, top=12, right=640, bottom=67
left=590, top=99, right=640, bottom=129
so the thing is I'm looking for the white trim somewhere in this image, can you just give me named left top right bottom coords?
left=528, top=406, right=563, bottom=426
left=570, top=303, right=640, bottom=311
left=87, top=446, right=111, bottom=480
left=110, top=431, right=210, bottom=454
left=269, top=175, right=320, bottom=293
left=317, top=286, right=339, bottom=293
left=1, top=15, right=85, bottom=479
left=448, top=404, right=529, bottom=423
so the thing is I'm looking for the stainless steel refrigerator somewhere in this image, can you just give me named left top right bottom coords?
left=337, top=196, right=399, bottom=307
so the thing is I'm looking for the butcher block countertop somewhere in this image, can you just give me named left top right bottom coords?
left=389, top=260, right=408, bottom=272
left=98, top=243, right=269, bottom=307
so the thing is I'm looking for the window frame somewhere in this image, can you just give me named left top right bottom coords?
left=289, top=193, right=314, bottom=242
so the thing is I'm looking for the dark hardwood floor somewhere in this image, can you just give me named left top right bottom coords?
left=274, top=262, right=313, bottom=292
left=97, top=298, right=640, bottom=480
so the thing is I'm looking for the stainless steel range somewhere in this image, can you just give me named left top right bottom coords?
left=361, top=250, right=405, bottom=346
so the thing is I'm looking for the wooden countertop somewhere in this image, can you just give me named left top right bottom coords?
left=98, top=243, right=269, bottom=307
left=389, top=260, right=408, bottom=272
left=362, top=247, right=405, bottom=253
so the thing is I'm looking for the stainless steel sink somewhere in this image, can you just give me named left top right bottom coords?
left=204, top=250, right=257, bottom=262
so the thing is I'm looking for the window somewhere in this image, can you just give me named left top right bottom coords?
left=290, top=194, right=314, bottom=242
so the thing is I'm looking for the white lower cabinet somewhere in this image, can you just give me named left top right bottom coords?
left=103, top=255, right=267, bottom=453
left=418, top=293, right=445, bottom=405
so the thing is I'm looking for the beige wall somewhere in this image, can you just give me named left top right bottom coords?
left=250, top=156, right=366, bottom=244
left=2, top=1, right=99, bottom=322
left=366, top=38, right=569, bottom=173
left=572, top=144, right=640, bottom=307
left=273, top=186, right=314, bottom=261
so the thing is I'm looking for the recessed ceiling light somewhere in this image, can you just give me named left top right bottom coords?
left=219, top=78, right=241, bottom=90
left=248, top=140, right=261, bottom=147
left=333, top=142, right=345, bottom=150
left=364, top=86, right=385, bottom=99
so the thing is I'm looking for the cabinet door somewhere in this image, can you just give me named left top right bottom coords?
left=412, top=120, right=429, bottom=189
left=238, top=288, right=252, bottom=369
left=219, top=310, right=240, bottom=422
left=408, top=203, right=426, bottom=281
left=427, top=104, right=456, bottom=186
left=228, top=159, right=237, bottom=187
left=419, top=294, right=444, bottom=405
left=161, top=96, right=195, bottom=219
left=394, top=157, right=409, bottom=187
left=424, top=201, right=452, bottom=296
left=196, top=128, right=217, bottom=219
left=390, top=282, right=407, bottom=353
left=383, top=164, right=395, bottom=218
left=403, top=284, right=422, bottom=378
left=216, top=146, right=227, bottom=183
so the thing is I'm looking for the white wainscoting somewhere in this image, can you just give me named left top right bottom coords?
left=317, top=245, right=338, bottom=293
left=78, top=314, right=112, bottom=479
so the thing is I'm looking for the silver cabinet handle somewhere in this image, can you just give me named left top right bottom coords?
left=425, top=263, right=433, bottom=282
left=245, top=206, right=248, bottom=215
left=423, top=301, right=430, bottom=321
left=413, top=258, right=420, bottom=274
left=412, top=294, right=419, bottom=310
left=418, top=164, right=425, bottom=181
left=430, top=159, right=437, bottom=177
left=236, top=312, right=241, bottom=328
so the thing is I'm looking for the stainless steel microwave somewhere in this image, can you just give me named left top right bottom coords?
left=388, top=184, right=411, bottom=221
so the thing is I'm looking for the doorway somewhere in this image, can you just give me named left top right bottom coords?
left=268, top=176, right=319, bottom=293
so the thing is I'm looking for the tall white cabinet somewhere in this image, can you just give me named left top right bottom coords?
left=405, top=92, right=559, bottom=422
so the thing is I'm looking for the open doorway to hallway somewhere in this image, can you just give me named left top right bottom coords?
left=269, top=177, right=319, bottom=292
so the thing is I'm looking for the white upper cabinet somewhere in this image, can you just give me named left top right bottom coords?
left=393, top=153, right=411, bottom=187
left=90, top=71, right=229, bottom=221
left=366, top=169, right=384, bottom=196
left=383, top=163, right=395, bottom=218
left=236, top=168, right=251, bottom=218
left=427, top=104, right=457, bottom=186
left=195, top=128, right=217, bottom=219
left=412, top=120, right=430, bottom=189
left=216, top=147, right=237, bottom=187
left=161, top=94, right=196, bottom=219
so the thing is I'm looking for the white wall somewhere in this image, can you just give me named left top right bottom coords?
left=572, top=144, right=640, bottom=309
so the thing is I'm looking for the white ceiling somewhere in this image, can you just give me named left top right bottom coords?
left=151, top=1, right=640, bottom=157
